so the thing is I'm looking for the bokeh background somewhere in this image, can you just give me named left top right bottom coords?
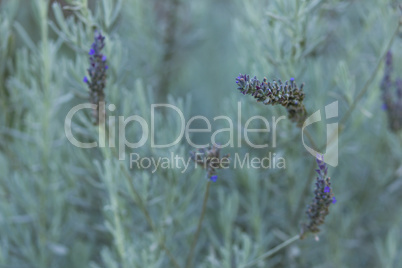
left=0, top=0, right=401, bottom=267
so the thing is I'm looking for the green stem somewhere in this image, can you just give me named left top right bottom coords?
left=242, top=235, right=300, bottom=267
left=186, top=181, right=211, bottom=268
left=99, top=129, right=128, bottom=268
left=303, top=128, right=318, bottom=151
left=292, top=161, right=316, bottom=222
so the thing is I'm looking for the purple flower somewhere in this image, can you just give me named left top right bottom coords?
left=84, top=31, right=108, bottom=125
left=301, top=155, right=335, bottom=239
left=332, top=197, right=337, bottom=204
left=380, top=50, right=402, bottom=132
left=210, top=175, right=218, bottom=182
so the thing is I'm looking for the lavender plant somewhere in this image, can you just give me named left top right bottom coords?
left=1, top=1, right=402, bottom=268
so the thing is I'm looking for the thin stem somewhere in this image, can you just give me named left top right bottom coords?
left=292, top=161, right=316, bottom=222
left=186, top=181, right=212, bottom=268
left=99, top=129, right=128, bottom=268
left=303, top=128, right=318, bottom=151
left=242, top=235, right=300, bottom=268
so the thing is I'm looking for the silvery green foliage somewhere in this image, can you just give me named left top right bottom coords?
left=0, top=0, right=401, bottom=268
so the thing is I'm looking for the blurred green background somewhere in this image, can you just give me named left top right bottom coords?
left=0, top=0, right=401, bottom=267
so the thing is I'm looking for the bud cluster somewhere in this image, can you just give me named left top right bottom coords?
left=300, top=155, right=336, bottom=239
left=235, top=74, right=307, bottom=127
left=190, top=145, right=230, bottom=182
left=83, top=31, right=108, bottom=125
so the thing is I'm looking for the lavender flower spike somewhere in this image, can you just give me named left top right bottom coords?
left=235, top=74, right=307, bottom=127
left=84, top=31, right=108, bottom=125
left=380, top=51, right=402, bottom=132
left=300, top=155, right=336, bottom=239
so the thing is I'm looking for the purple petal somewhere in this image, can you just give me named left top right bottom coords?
left=83, top=76, right=88, bottom=83
left=324, top=186, right=330, bottom=193
left=89, top=49, right=95, bottom=55
left=102, top=55, right=107, bottom=61
left=332, top=197, right=337, bottom=204
left=210, top=175, right=218, bottom=182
